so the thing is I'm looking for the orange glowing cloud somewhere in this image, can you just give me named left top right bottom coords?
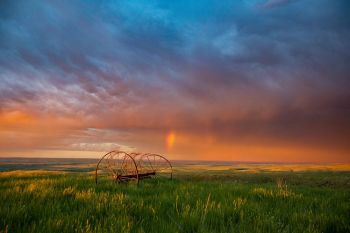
left=0, top=110, right=33, bottom=129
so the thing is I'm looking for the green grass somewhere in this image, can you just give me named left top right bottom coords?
left=0, top=170, right=349, bottom=233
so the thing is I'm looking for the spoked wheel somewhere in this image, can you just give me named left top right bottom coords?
left=95, top=151, right=139, bottom=184
left=138, top=154, right=173, bottom=180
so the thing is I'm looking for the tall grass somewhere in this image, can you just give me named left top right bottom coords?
left=0, top=170, right=349, bottom=233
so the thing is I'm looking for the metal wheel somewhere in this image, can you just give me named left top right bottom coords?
left=138, top=154, right=173, bottom=180
left=95, top=151, right=139, bottom=184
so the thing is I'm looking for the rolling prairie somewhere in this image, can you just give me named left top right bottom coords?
left=0, top=158, right=349, bottom=233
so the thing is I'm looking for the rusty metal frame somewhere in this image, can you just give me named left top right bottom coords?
left=95, top=150, right=139, bottom=184
left=95, top=150, right=173, bottom=184
left=139, top=153, right=173, bottom=180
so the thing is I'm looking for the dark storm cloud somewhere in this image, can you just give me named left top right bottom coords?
left=0, top=0, right=350, bottom=155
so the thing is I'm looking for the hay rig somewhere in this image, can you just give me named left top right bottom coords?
left=95, top=151, right=173, bottom=184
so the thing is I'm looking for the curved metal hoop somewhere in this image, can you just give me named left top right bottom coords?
left=138, top=153, right=173, bottom=180
left=95, top=151, right=139, bottom=184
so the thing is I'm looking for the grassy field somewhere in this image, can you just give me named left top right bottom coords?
left=0, top=161, right=349, bottom=233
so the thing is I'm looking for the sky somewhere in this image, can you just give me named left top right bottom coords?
left=0, top=0, right=349, bottom=162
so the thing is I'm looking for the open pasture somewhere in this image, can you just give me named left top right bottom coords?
left=0, top=159, right=349, bottom=233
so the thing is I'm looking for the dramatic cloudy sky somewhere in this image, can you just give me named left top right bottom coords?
left=0, top=0, right=349, bottom=162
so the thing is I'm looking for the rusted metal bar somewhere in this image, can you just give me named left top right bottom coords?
left=119, top=172, right=156, bottom=179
